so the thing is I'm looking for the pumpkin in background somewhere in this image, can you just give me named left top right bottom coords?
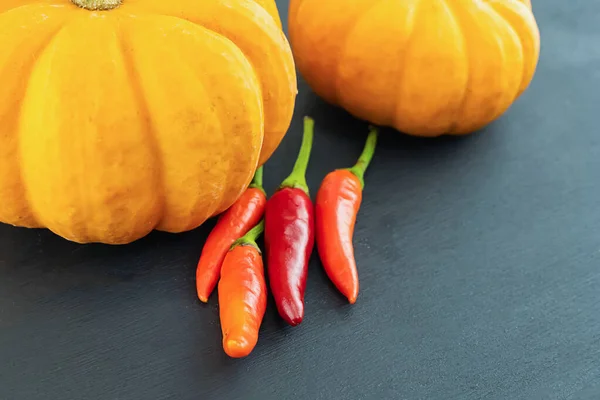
left=0, top=0, right=296, bottom=244
left=288, top=0, right=539, bottom=136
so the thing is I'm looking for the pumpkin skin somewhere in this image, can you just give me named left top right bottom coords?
left=0, top=0, right=297, bottom=244
left=288, top=0, right=540, bottom=136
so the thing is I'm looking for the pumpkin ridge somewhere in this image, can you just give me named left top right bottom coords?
left=18, top=21, right=88, bottom=240
left=162, top=17, right=264, bottom=223
left=289, top=0, right=379, bottom=106
left=118, top=15, right=225, bottom=233
left=478, top=0, right=526, bottom=123
left=440, top=0, right=514, bottom=134
left=9, top=18, right=65, bottom=226
left=484, top=0, right=540, bottom=97
left=0, top=1, right=62, bottom=15
left=190, top=0, right=292, bottom=166
left=247, top=0, right=282, bottom=29
left=442, top=0, right=472, bottom=135
left=0, top=6, right=67, bottom=229
left=71, top=16, right=140, bottom=243
left=69, top=21, right=90, bottom=241
left=19, top=15, right=167, bottom=243
left=332, top=0, right=387, bottom=106
left=331, top=0, right=422, bottom=128
left=391, top=0, right=423, bottom=130
left=116, top=21, right=166, bottom=233
left=169, top=44, right=228, bottom=228
left=130, top=0, right=296, bottom=166
left=117, top=14, right=263, bottom=233
left=389, top=0, right=469, bottom=136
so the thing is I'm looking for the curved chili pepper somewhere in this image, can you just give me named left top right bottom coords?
left=316, top=127, right=378, bottom=304
left=218, top=220, right=267, bottom=358
left=196, top=167, right=266, bottom=303
left=265, top=116, right=315, bottom=326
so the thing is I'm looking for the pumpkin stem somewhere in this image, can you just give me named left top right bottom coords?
left=71, top=0, right=122, bottom=10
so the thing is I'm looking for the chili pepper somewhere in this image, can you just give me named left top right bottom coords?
left=196, top=167, right=266, bottom=303
left=218, top=220, right=267, bottom=358
left=265, top=116, right=315, bottom=326
left=316, top=126, right=378, bottom=304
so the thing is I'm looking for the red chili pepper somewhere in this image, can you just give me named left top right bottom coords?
left=316, top=127, right=378, bottom=304
left=218, top=220, right=267, bottom=358
left=196, top=167, right=266, bottom=303
left=265, top=116, right=315, bottom=326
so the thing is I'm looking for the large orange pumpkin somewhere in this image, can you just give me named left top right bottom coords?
left=0, top=0, right=296, bottom=244
left=288, top=0, right=540, bottom=136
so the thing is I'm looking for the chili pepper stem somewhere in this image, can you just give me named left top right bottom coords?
left=279, top=116, right=315, bottom=194
left=249, top=166, right=265, bottom=193
left=231, top=219, right=265, bottom=251
left=347, top=126, right=379, bottom=189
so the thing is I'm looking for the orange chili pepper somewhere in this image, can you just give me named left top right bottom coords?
left=218, top=220, right=267, bottom=358
left=315, top=127, right=378, bottom=304
left=196, top=167, right=266, bottom=303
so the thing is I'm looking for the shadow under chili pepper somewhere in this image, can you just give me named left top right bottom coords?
left=308, top=249, right=353, bottom=309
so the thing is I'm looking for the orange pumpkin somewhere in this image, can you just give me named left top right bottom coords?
left=288, top=0, right=540, bottom=136
left=0, top=0, right=296, bottom=244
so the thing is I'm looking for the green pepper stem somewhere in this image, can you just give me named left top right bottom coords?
left=347, top=126, right=379, bottom=189
left=231, top=219, right=265, bottom=251
left=249, top=166, right=264, bottom=193
left=279, top=116, right=315, bottom=194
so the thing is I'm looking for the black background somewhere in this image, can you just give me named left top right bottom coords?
left=1, top=1, right=599, bottom=399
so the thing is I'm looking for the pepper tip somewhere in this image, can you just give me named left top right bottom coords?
left=198, top=295, right=209, bottom=303
left=346, top=287, right=359, bottom=305
left=224, top=338, right=253, bottom=358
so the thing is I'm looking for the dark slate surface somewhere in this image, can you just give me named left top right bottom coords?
left=1, top=1, right=599, bottom=399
